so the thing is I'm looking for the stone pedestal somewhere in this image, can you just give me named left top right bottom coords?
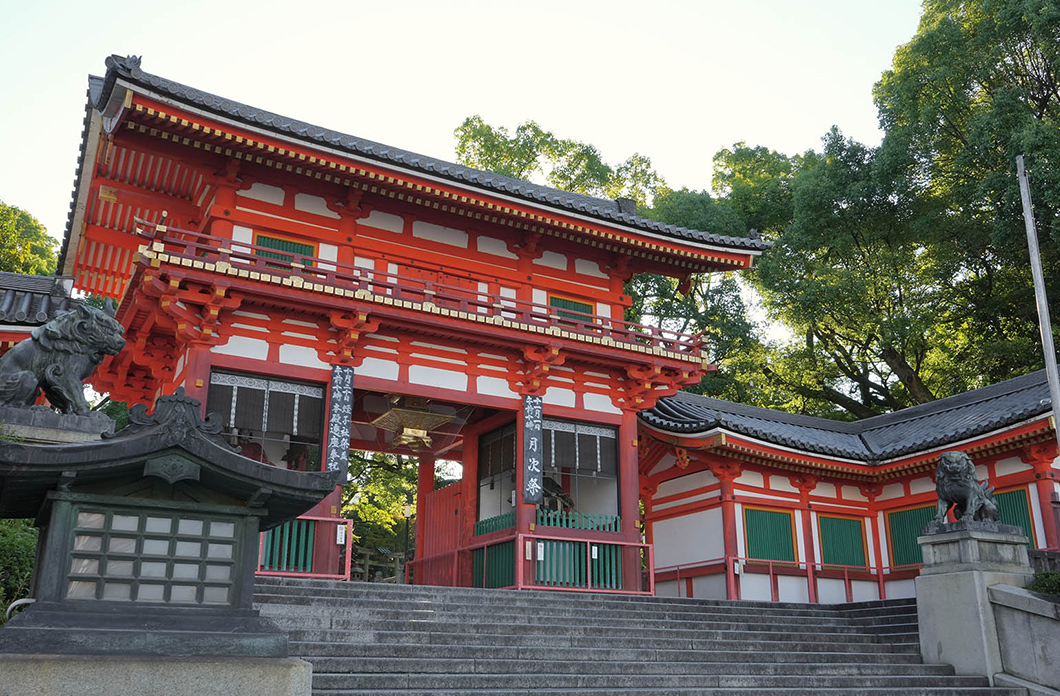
left=0, top=405, right=113, bottom=443
left=916, top=521, right=1035, bottom=683
left=0, top=654, right=311, bottom=696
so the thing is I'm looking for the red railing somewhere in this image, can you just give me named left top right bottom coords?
left=406, top=531, right=654, bottom=595
left=135, top=220, right=705, bottom=357
left=654, top=555, right=923, bottom=603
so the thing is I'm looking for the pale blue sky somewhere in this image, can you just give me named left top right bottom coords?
left=1, top=0, right=924, bottom=242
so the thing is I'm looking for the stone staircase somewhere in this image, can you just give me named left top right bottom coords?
left=253, top=576, right=1027, bottom=696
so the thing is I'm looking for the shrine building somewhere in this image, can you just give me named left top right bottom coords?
left=51, top=55, right=1058, bottom=599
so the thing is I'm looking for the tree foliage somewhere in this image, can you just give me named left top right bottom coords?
left=454, top=116, right=668, bottom=206
left=0, top=202, right=57, bottom=275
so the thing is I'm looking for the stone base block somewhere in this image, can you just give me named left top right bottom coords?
left=0, top=654, right=311, bottom=696
left=0, top=405, right=113, bottom=443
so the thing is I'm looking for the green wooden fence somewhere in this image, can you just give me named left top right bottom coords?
left=534, top=539, right=622, bottom=590
left=261, top=519, right=316, bottom=572
left=536, top=509, right=621, bottom=532
left=475, top=511, right=516, bottom=536
left=472, top=540, right=515, bottom=588
left=819, top=515, right=867, bottom=567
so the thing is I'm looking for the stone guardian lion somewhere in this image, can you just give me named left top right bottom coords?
left=933, top=450, right=1000, bottom=524
left=0, top=301, right=126, bottom=415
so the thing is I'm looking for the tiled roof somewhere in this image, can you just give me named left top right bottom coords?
left=0, top=272, right=77, bottom=326
left=71, top=55, right=770, bottom=256
left=641, top=370, right=1052, bottom=463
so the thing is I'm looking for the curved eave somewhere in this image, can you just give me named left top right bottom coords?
left=0, top=427, right=338, bottom=527
left=641, top=415, right=1056, bottom=483
left=67, top=66, right=767, bottom=268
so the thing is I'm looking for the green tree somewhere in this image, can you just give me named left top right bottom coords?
left=342, top=451, right=418, bottom=551
left=873, top=0, right=1060, bottom=385
left=0, top=202, right=57, bottom=275
left=454, top=116, right=668, bottom=206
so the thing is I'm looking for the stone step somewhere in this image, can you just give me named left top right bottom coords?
left=254, top=594, right=917, bottom=630
left=304, top=656, right=959, bottom=676
left=254, top=578, right=918, bottom=615
left=282, top=628, right=919, bottom=653
left=259, top=610, right=911, bottom=641
left=311, top=672, right=996, bottom=691
left=305, top=688, right=1026, bottom=696
left=289, top=641, right=929, bottom=664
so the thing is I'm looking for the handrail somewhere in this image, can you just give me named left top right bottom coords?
left=654, top=555, right=924, bottom=602
left=134, top=219, right=705, bottom=357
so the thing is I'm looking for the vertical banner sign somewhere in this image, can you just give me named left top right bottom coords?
left=326, top=365, right=354, bottom=473
left=523, top=394, right=544, bottom=505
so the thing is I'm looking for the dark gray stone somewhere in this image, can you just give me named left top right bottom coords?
left=0, top=302, right=125, bottom=414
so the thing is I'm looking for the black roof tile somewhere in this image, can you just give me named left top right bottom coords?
left=0, top=272, right=78, bottom=327
left=76, top=55, right=769, bottom=256
left=641, top=370, right=1052, bottom=464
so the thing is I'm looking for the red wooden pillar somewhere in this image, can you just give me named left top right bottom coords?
left=859, top=485, right=886, bottom=600
left=792, top=475, right=819, bottom=604
left=619, top=410, right=641, bottom=589
left=1022, top=444, right=1060, bottom=550
left=415, top=454, right=436, bottom=562
left=458, top=433, right=479, bottom=587
left=710, top=459, right=742, bottom=600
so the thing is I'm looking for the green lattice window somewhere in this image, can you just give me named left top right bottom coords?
left=995, top=488, right=1035, bottom=546
left=819, top=515, right=866, bottom=567
left=744, top=507, right=795, bottom=562
left=549, top=296, right=594, bottom=324
left=256, top=234, right=315, bottom=267
left=887, top=505, right=935, bottom=567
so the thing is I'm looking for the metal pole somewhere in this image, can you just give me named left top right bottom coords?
left=1017, top=154, right=1060, bottom=455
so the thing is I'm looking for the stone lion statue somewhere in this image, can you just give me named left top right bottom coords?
left=0, top=301, right=126, bottom=415
left=934, top=450, right=1000, bottom=524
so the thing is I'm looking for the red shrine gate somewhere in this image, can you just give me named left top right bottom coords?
left=58, top=56, right=766, bottom=593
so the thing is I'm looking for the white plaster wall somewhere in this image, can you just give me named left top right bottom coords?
left=362, top=210, right=404, bottom=234
left=739, top=572, right=772, bottom=601
left=818, top=578, right=850, bottom=604
left=692, top=573, right=728, bottom=600
left=909, top=477, right=935, bottom=495
left=294, top=193, right=339, bottom=218
left=996, top=456, right=1034, bottom=477
left=769, top=476, right=798, bottom=494
left=655, top=580, right=680, bottom=598
left=211, top=335, right=269, bottom=360
left=583, top=393, right=620, bottom=415
left=409, top=365, right=468, bottom=391
left=651, top=508, right=724, bottom=568
left=1029, top=486, right=1045, bottom=547
left=851, top=580, right=879, bottom=602
left=884, top=578, right=917, bottom=599
left=543, top=387, right=575, bottom=408
left=737, top=470, right=764, bottom=488
left=532, top=289, right=547, bottom=306
left=279, top=344, right=327, bottom=370
left=574, top=258, right=607, bottom=278
left=412, top=221, right=468, bottom=248
left=358, top=357, right=399, bottom=381
left=879, top=483, right=905, bottom=500
left=232, top=225, right=253, bottom=256
left=477, top=376, right=518, bottom=401
left=477, top=236, right=517, bottom=259
left=842, top=486, right=868, bottom=501
left=655, top=471, right=719, bottom=499
left=534, top=251, right=567, bottom=270
left=318, top=243, right=337, bottom=270
left=242, top=182, right=285, bottom=205
left=778, top=575, right=810, bottom=603
left=816, top=482, right=837, bottom=499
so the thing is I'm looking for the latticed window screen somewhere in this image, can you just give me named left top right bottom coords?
left=886, top=505, right=935, bottom=567
left=256, top=234, right=315, bottom=265
left=995, top=488, right=1035, bottom=546
left=743, top=508, right=795, bottom=562
left=818, top=515, right=866, bottom=567
left=548, top=296, right=594, bottom=323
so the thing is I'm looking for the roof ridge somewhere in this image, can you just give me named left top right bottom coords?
left=94, top=55, right=769, bottom=253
